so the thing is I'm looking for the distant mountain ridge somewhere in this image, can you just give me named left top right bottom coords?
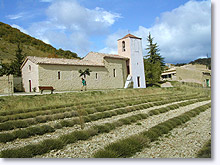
left=0, top=22, right=79, bottom=63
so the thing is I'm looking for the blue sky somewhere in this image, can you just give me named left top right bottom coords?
left=0, top=0, right=211, bottom=64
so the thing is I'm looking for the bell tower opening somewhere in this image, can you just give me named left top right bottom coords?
left=122, top=41, right=125, bottom=52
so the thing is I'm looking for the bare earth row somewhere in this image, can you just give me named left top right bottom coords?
left=35, top=100, right=211, bottom=158
left=132, top=108, right=211, bottom=158
left=0, top=98, right=197, bottom=152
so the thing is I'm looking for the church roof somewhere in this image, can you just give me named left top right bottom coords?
left=21, top=56, right=105, bottom=68
left=118, top=33, right=142, bottom=40
left=21, top=52, right=128, bottom=68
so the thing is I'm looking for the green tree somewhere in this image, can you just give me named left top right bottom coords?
left=0, top=63, right=13, bottom=76
left=10, top=43, right=26, bottom=76
left=78, top=68, right=92, bottom=78
left=144, top=33, right=165, bottom=85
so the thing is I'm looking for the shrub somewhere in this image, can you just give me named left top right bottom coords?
left=138, top=113, right=148, bottom=119
left=86, top=128, right=99, bottom=137
left=118, top=118, right=131, bottom=125
left=103, top=135, right=149, bottom=158
left=154, top=125, right=170, bottom=134
left=73, top=130, right=90, bottom=140
left=149, top=110, right=160, bottom=116
left=40, top=139, right=64, bottom=152
left=0, top=133, right=15, bottom=143
left=93, top=149, right=119, bottom=158
left=35, top=116, right=47, bottom=123
left=85, top=108, right=96, bottom=114
left=27, top=126, right=43, bottom=135
left=40, top=125, right=55, bottom=133
left=54, top=123, right=63, bottom=129
left=94, top=124, right=111, bottom=133
left=13, top=129, right=29, bottom=139
left=172, top=118, right=183, bottom=126
left=60, top=120, right=75, bottom=127
left=115, top=109, right=124, bottom=115
left=83, top=116, right=91, bottom=122
left=95, top=106, right=107, bottom=112
left=196, top=140, right=211, bottom=158
left=59, top=133, right=77, bottom=145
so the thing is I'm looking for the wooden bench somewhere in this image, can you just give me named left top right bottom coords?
left=39, top=86, right=55, bottom=94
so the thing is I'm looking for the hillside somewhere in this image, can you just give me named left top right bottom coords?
left=174, top=58, right=211, bottom=70
left=0, top=22, right=79, bottom=63
left=189, top=58, right=211, bottom=69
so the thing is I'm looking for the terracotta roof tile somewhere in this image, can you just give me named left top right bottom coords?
left=24, top=56, right=104, bottom=67
left=22, top=52, right=128, bottom=68
left=118, top=33, right=142, bottom=40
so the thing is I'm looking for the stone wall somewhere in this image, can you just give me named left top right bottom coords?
left=37, top=58, right=127, bottom=91
left=0, top=75, right=13, bottom=94
left=13, top=77, right=23, bottom=92
left=21, top=60, right=39, bottom=92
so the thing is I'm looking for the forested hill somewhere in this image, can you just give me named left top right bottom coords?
left=189, top=58, right=211, bottom=69
left=0, top=22, right=79, bottom=63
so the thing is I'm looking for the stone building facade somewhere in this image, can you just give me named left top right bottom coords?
left=161, top=64, right=211, bottom=87
left=21, top=34, right=146, bottom=92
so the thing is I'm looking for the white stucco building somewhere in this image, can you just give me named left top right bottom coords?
left=21, top=34, right=146, bottom=92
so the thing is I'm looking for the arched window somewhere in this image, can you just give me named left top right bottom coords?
left=122, top=41, right=125, bottom=52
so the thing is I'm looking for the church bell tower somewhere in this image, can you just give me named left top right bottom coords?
left=118, top=34, right=146, bottom=88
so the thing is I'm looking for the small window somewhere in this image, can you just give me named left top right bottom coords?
left=113, top=69, right=116, bottom=77
left=58, top=71, right=61, bottom=79
left=122, top=41, right=125, bottom=52
left=29, top=65, right=31, bottom=71
left=95, top=73, right=98, bottom=79
left=137, top=76, right=140, bottom=87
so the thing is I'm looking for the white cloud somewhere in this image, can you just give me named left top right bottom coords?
left=99, top=30, right=127, bottom=54
left=26, top=0, right=121, bottom=56
left=6, top=13, right=24, bottom=20
left=101, top=0, right=211, bottom=64
left=11, top=24, right=29, bottom=35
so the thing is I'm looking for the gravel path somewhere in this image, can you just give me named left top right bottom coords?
left=132, top=108, right=211, bottom=158
left=0, top=99, right=194, bottom=152
left=36, top=100, right=211, bottom=158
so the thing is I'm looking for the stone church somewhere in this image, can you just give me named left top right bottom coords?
left=21, top=34, right=146, bottom=92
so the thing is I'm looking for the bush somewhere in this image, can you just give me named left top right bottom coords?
left=27, top=126, right=43, bottom=135
left=154, top=125, right=170, bottom=134
left=13, top=129, right=29, bottom=139
left=40, top=125, right=55, bottom=133
left=101, top=135, right=149, bottom=158
left=93, top=149, right=119, bottom=158
left=0, top=133, right=15, bottom=143
left=94, top=124, right=111, bottom=133
left=60, top=120, right=75, bottom=127
left=73, top=130, right=90, bottom=140
left=59, top=133, right=77, bottom=145
left=118, top=118, right=131, bottom=125
left=149, top=110, right=160, bottom=116
left=196, top=140, right=211, bottom=158
left=40, top=139, right=64, bottom=152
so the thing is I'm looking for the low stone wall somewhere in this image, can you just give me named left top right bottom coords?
left=0, top=75, right=14, bottom=94
left=13, top=77, right=23, bottom=92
